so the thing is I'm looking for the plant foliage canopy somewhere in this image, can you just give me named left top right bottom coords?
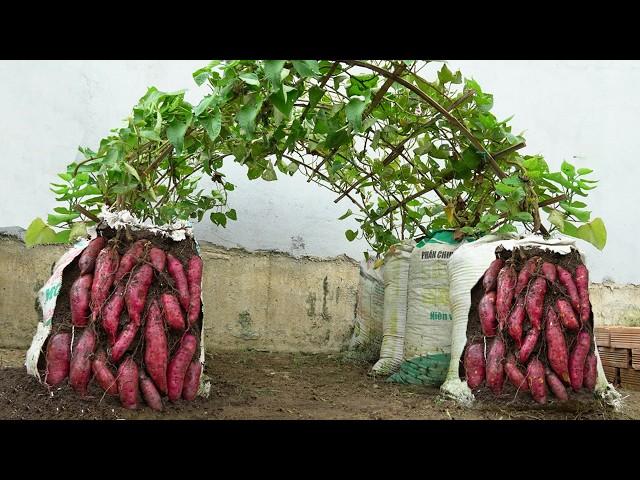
left=26, top=60, right=607, bottom=254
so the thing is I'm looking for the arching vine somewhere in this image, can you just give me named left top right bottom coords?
left=26, top=60, right=606, bottom=255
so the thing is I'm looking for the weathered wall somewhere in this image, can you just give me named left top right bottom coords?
left=1, top=235, right=639, bottom=353
left=0, top=234, right=359, bottom=353
left=0, top=236, right=66, bottom=349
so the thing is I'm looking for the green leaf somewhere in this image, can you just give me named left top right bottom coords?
left=287, top=162, right=299, bottom=175
left=123, top=162, right=141, bottom=182
left=226, top=209, right=237, bottom=220
left=543, top=172, right=572, bottom=189
left=338, top=209, right=353, bottom=220
left=437, top=64, right=455, bottom=85
left=324, top=128, right=350, bottom=150
left=522, top=155, right=548, bottom=179
left=210, top=212, right=227, bottom=227
left=345, top=97, right=366, bottom=132
left=511, top=211, right=534, bottom=222
left=562, top=204, right=591, bottom=222
left=576, top=217, right=607, bottom=250
left=202, top=108, right=222, bottom=141
left=308, top=85, right=324, bottom=108
left=346, top=75, right=378, bottom=98
left=237, top=96, right=263, bottom=138
left=224, top=182, right=235, bottom=191
left=292, top=60, right=320, bottom=78
left=494, top=200, right=510, bottom=213
left=561, top=160, right=576, bottom=179
left=577, top=167, right=593, bottom=176
left=345, top=229, right=358, bottom=241
left=496, top=224, right=518, bottom=234
left=548, top=210, right=565, bottom=230
left=247, top=164, right=263, bottom=180
left=239, top=72, right=260, bottom=86
left=261, top=162, right=277, bottom=181
left=140, top=129, right=162, bottom=142
left=47, top=212, right=80, bottom=226
left=24, top=218, right=66, bottom=247
left=194, top=95, right=217, bottom=117
left=69, top=222, right=88, bottom=242
left=270, top=87, right=298, bottom=117
left=480, top=213, right=499, bottom=224
left=263, top=60, right=285, bottom=91
left=167, top=119, right=188, bottom=155
left=193, top=68, right=211, bottom=86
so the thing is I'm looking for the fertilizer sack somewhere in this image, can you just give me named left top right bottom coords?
left=371, top=240, right=414, bottom=375
left=439, top=234, right=620, bottom=409
left=349, top=256, right=385, bottom=358
left=388, top=230, right=463, bottom=386
left=25, top=212, right=210, bottom=407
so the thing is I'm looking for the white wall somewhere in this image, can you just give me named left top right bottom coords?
left=1, top=60, right=638, bottom=283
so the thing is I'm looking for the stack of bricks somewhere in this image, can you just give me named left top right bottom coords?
left=595, top=326, right=640, bottom=390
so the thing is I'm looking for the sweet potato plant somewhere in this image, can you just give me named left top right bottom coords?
left=28, top=60, right=607, bottom=410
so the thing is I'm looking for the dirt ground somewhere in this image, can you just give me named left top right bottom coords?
left=1, top=348, right=639, bottom=420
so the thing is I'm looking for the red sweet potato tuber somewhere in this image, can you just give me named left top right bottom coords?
left=556, top=298, right=580, bottom=331
left=525, top=276, right=546, bottom=330
left=78, top=236, right=106, bottom=275
left=69, top=327, right=96, bottom=396
left=545, top=306, right=570, bottom=384
left=541, top=262, right=557, bottom=283
left=167, top=333, right=198, bottom=402
left=125, top=264, right=153, bottom=327
left=70, top=274, right=93, bottom=327
left=507, top=296, right=526, bottom=348
left=464, top=342, right=485, bottom=389
left=515, top=257, right=539, bottom=296
left=583, top=352, right=598, bottom=392
left=575, top=264, right=591, bottom=325
left=45, top=332, right=71, bottom=387
left=486, top=337, right=506, bottom=395
left=91, top=246, right=120, bottom=321
left=110, top=321, right=139, bottom=364
left=482, top=258, right=505, bottom=293
left=545, top=368, right=568, bottom=401
left=144, top=299, right=168, bottom=394
left=518, top=328, right=540, bottom=364
left=182, top=360, right=202, bottom=401
left=527, top=358, right=547, bottom=404
left=557, top=266, right=580, bottom=313
left=149, top=247, right=166, bottom=272
left=91, top=350, right=118, bottom=395
left=479, top=291, right=497, bottom=337
left=569, top=331, right=591, bottom=391
left=102, top=284, right=125, bottom=346
left=187, top=256, right=203, bottom=326
left=496, top=265, right=517, bottom=329
left=167, top=254, right=190, bottom=311
left=160, top=293, right=185, bottom=331
left=114, top=239, right=150, bottom=283
left=139, top=369, right=163, bottom=411
left=117, top=356, right=139, bottom=410
left=504, top=353, right=529, bottom=392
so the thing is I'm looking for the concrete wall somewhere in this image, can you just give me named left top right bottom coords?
left=1, top=235, right=638, bottom=353
left=1, top=61, right=639, bottom=282
left=0, top=234, right=359, bottom=353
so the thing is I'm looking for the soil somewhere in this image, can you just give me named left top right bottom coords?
left=2, top=348, right=639, bottom=420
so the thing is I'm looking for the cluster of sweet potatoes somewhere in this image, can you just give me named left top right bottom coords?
left=463, top=249, right=597, bottom=404
left=43, top=234, right=204, bottom=411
